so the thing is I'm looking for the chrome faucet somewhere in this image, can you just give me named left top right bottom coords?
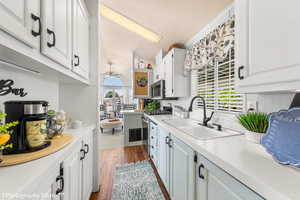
left=188, top=96, right=214, bottom=127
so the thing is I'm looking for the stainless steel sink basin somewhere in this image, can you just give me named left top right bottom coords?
left=162, top=118, right=242, bottom=140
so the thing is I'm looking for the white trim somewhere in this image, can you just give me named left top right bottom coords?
left=185, top=3, right=235, bottom=48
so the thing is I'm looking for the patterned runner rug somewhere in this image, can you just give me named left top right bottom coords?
left=112, top=161, right=165, bottom=200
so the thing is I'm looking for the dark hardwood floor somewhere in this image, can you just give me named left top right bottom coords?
left=90, top=145, right=170, bottom=200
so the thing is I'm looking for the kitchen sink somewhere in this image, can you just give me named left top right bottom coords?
left=162, top=118, right=242, bottom=140
left=162, top=118, right=200, bottom=128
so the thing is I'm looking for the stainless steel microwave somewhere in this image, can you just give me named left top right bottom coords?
left=151, top=80, right=165, bottom=99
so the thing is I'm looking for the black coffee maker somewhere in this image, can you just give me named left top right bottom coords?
left=4, top=101, right=50, bottom=154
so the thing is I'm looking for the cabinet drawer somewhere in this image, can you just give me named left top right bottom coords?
left=150, top=136, right=156, bottom=147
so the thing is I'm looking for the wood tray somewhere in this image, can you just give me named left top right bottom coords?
left=0, top=134, right=74, bottom=167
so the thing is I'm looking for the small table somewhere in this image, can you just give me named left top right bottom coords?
left=100, top=119, right=123, bottom=134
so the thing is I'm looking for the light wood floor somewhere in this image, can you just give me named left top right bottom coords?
left=90, top=145, right=170, bottom=200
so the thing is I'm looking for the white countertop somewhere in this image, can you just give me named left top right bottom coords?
left=145, top=114, right=300, bottom=200
left=121, top=110, right=144, bottom=115
left=0, top=124, right=95, bottom=195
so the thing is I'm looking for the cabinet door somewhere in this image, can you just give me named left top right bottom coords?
left=172, top=48, right=189, bottom=97
left=73, top=0, right=90, bottom=79
left=235, top=0, right=249, bottom=83
left=235, top=0, right=300, bottom=92
left=197, top=154, right=264, bottom=200
left=41, top=0, right=72, bottom=68
left=248, top=0, right=300, bottom=75
left=0, top=0, right=40, bottom=48
left=149, top=121, right=157, bottom=164
left=82, top=133, right=94, bottom=200
left=169, top=136, right=195, bottom=200
left=157, top=127, right=170, bottom=191
left=64, top=149, right=82, bottom=200
left=164, top=52, right=173, bottom=97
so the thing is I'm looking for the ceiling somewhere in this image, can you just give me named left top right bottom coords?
left=100, top=0, right=233, bottom=81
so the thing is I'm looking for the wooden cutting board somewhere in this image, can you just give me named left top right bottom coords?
left=0, top=134, right=74, bottom=167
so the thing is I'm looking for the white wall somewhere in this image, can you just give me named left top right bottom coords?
left=0, top=66, right=59, bottom=110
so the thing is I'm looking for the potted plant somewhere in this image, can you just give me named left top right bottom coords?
left=0, top=110, right=19, bottom=162
left=237, top=112, right=269, bottom=143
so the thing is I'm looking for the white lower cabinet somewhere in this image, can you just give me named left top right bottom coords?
left=157, top=127, right=170, bottom=190
left=156, top=126, right=195, bottom=200
left=81, top=132, right=94, bottom=200
left=169, top=136, right=195, bottom=200
left=64, top=145, right=82, bottom=200
left=196, top=153, right=264, bottom=200
left=48, top=131, right=93, bottom=200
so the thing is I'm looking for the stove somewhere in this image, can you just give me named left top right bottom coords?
left=144, top=110, right=172, bottom=115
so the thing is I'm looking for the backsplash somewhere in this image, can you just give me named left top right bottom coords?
left=0, top=66, right=59, bottom=110
left=162, top=92, right=295, bottom=132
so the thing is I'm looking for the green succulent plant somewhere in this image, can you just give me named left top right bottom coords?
left=237, top=112, right=269, bottom=134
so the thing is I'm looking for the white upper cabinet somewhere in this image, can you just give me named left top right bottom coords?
left=153, top=49, right=166, bottom=82
left=72, top=0, right=90, bottom=79
left=163, top=48, right=190, bottom=98
left=236, top=0, right=300, bottom=93
left=41, top=0, right=72, bottom=68
left=164, top=51, right=174, bottom=97
left=0, top=0, right=40, bottom=49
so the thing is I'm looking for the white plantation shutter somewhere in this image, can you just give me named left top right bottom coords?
left=191, top=48, right=244, bottom=113
left=196, top=65, right=215, bottom=110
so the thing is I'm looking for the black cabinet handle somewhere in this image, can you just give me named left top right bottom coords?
left=198, top=164, right=205, bottom=179
left=151, top=145, right=154, bottom=149
left=168, top=138, right=173, bottom=148
left=238, top=66, right=244, bottom=80
left=74, top=55, right=80, bottom=66
left=84, top=144, right=89, bottom=154
left=165, top=136, right=169, bottom=145
left=47, top=29, right=56, bottom=47
left=56, top=175, right=64, bottom=194
left=80, top=149, right=85, bottom=160
left=31, top=14, right=41, bottom=37
left=151, top=136, right=154, bottom=139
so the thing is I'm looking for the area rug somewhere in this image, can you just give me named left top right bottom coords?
left=112, top=161, right=165, bottom=200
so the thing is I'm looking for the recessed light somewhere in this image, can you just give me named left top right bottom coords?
left=100, top=5, right=161, bottom=43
